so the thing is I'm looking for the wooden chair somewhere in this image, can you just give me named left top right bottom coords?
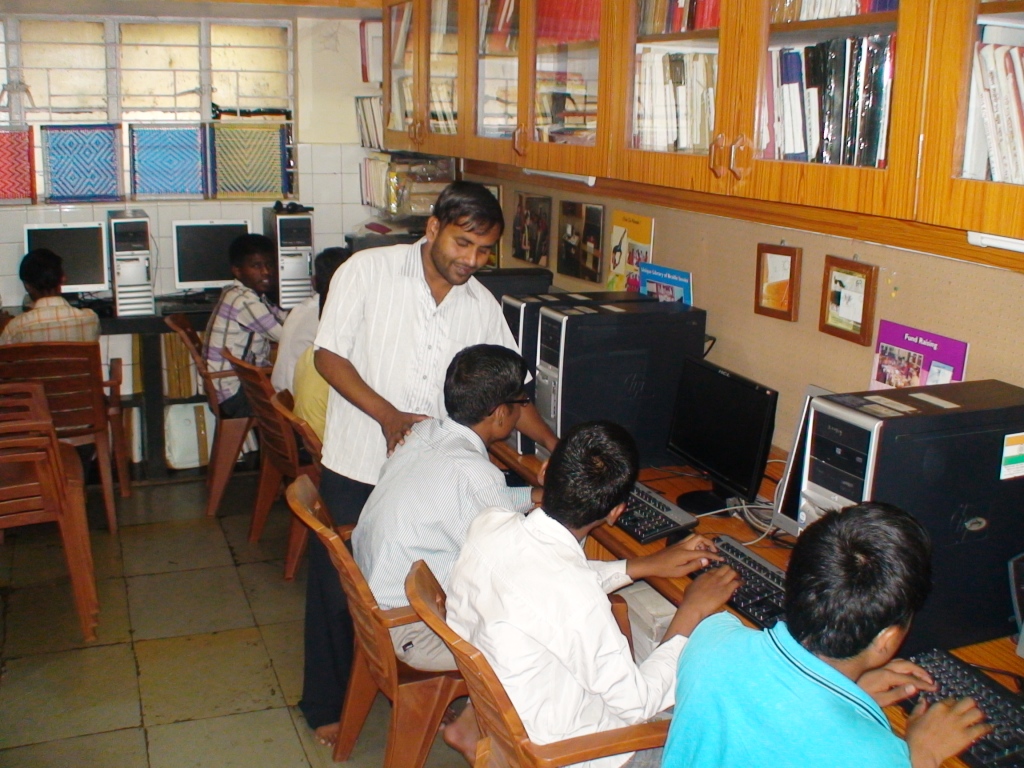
left=164, top=313, right=254, bottom=518
left=404, top=560, right=668, bottom=768
left=0, top=342, right=131, bottom=534
left=285, top=475, right=468, bottom=768
left=221, top=351, right=315, bottom=578
left=270, top=389, right=321, bottom=580
left=0, top=382, right=99, bottom=640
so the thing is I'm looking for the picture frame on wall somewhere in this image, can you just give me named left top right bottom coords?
left=754, top=243, right=801, bottom=322
left=483, top=184, right=502, bottom=266
left=818, top=255, right=879, bottom=346
left=557, top=201, right=604, bottom=283
left=511, top=192, right=552, bottom=267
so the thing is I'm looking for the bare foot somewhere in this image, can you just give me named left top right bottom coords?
left=314, top=722, right=339, bottom=746
left=442, top=703, right=480, bottom=765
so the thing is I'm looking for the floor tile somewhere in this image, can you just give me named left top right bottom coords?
left=115, top=480, right=212, bottom=527
left=90, top=529, right=125, bottom=579
left=10, top=530, right=68, bottom=587
left=127, top=565, right=253, bottom=641
left=259, top=620, right=304, bottom=706
left=147, top=708, right=309, bottom=768
left=213, top=472, right=261, bottom=519
left=221, top=507, right=292, bottom=565
left=4, top=576, right=130, bottom=657
left=0, top=727, right=148, bottom=768
left=120, top=518, right=233, bottom=576
left=0, top=643, right=141, bottom=748
left=137, top=626, right=283, bottom=726
left=238, top=560, right=306, bottom=626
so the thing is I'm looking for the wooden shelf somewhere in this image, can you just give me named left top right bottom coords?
left=769, top=9, right=897, bottom=34
left=636, top=28, right=720, bottom=44
left=978, top=0, right=1024, bottom=16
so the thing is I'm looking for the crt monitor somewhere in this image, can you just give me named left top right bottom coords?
left=24, top=222, right=109, bottom=293
left=173, top=220, right=250, bottom=291
left=667, top=357, right=779, bottom=514
left=769, top=384, right=833, bottom=538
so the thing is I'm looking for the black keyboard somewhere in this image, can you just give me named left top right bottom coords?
left=902, top=649, right=1024, bottom=768
left=616, top=481, right=698, bottom=544
left=691, top=534, right=787, bottom=628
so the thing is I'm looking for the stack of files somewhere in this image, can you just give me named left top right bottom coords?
left=637, top=0, right=696, bottom=36
left=161, top=333, right=200, bottom=399
left=360, top=152, right=392, bottom=210
left=968, top=26, right=1024, bottom=184
left=478, top=0, right=518, bottom=55
left=772, top=0, right=897, bottom=22
left=633, top=48, right=718, bottom=153
left=429, top=80, right=458, bottom=135
left=688, top=0, right=720, bottom=30
left=535, top=0, right=600, bottom=43
left=355, top=96, right=384, bottom=150
left=760, top=33, right=894, bottom=168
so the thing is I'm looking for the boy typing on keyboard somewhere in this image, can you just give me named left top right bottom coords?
left=662, top=502, right=989, bottom=768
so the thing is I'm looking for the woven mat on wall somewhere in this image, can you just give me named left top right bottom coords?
left=130, top=125, right=206, bottom=198
left=41, top=124, right=122, bottom=203
left=210, top=123, right=286, bottom=199
left=0, top=127, right=35, bottom=204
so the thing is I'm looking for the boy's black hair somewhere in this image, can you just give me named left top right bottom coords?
left=785, top=502, right=932, bottom=659
left=433, top=181, right=505, bottom=237
left=19, top=249, right=63, bottom=293
left=444, top=344, right=527, bottom=427
left=228, top=234, right=276, bottom=268
left=543, top=421, right=638, bottom=530
left=314, top=247, right=352, bottom=316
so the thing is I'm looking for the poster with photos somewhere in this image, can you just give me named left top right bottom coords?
left=556, top=201, right=604, bottom=283
left=511, top=192, right=552, bottom=267
left=483, top=184, right=502, bottom=266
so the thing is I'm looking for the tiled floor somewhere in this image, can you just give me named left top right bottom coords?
left=0, top=473, right=464, bottom=768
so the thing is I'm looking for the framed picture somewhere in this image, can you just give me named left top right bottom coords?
left=754, top=243, right=801, bottom=321
left=557, top=201, right=604, bottom=283
left=483, top=184, right=502, bottom=266
left=818, top=255, right=879, bottom=346
left=511, top=193, right=552, bottom=267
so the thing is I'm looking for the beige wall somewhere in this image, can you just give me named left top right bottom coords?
left=297, top=17, right=381, bottom=145
left=469, top=174, right=1024, bottom=449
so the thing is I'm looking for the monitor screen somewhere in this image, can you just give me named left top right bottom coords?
left=770, top=385, right=833, bottom=538
left=667, top=357, right=779, bottom=514
left=24, top=223, right=109, bottom=293
left=173, top=220, right=250, bottom=291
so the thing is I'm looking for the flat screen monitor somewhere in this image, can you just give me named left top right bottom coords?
left=173, top=220, right=250, bottom=291
left=667, top=357, right=779, bottom=514
left=770, top=385, right=833, bottom=538
left=24, top=222, right=109, bottom=293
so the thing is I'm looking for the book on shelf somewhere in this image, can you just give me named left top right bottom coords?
left=969, top=25, right=1024, bottom=184
left=761, top=33, right=894, bottom=168
left=632, top=49, right=718, bottom=152
left=355, top=95, right=384, bottom=150
left=391, top=3, right=413, bottom=67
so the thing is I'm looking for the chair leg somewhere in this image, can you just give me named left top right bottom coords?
left=334, top=646, right=381, bottom=761
left=283, top=516, right=308, bottom=581
left=57, top=487, right=99, bottom=641
left=205, top=417, right=251, bottom=517
left=383, top=675, right=465, bottom=768
left=248, top=456, right=282, bottom=543
left=108, top=409, right=132, bottom=498
left=94, top=434, right=118, bottom=534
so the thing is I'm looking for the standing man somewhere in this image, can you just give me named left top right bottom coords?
left=303, top=181, right=558, bottom=743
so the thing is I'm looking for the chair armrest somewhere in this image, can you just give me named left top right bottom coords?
left=378, top=605, right=421, bottom=629
left=529, top=719, right=670, bottom=767
left=208, top=370, right=239, bottom=380
left=103, top=358, right=123, bottom=408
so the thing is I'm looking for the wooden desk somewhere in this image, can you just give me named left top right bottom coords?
left=489, top=442, right=1024, bottom=768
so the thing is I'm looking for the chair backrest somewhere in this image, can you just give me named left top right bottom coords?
left=286, top=475, right=400, bottom=698
left=0, top=342, right=107, bottom=441
left=222, top=348, right=301, bottom=475
left=405, top=560, right=533, bottom=767
left=0, top=382, right=71, bottom=528
left=271, top=389, right=323, bottom=471
left=164, top=313, right=225, bottom=417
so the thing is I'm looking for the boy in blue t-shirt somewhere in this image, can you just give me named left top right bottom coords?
left=663, top=503, right=990, bottom=768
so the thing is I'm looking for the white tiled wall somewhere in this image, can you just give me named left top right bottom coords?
left=0, top=142, right=380, bottom=303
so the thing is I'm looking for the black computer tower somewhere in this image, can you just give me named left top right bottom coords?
left=474, top=267, right=552, bottom=303
left=502, top=291, right=657, bottom=454
left=534, top=302, right=707, bottom=466
left=803, top=380, right=1024, bottom=654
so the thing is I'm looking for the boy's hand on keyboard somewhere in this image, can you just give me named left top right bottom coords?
left=906, top=697, right=991, bottom=768
left=625, top=535, right=721, bottom=581
left=663, top=566, right=741, bottom=640
left=858, top=659, right=937, bottom=707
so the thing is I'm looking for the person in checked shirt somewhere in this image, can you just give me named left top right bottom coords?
left=202, top=234, right=287, bottom=418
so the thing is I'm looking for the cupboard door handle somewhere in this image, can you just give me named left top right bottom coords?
left=729, top=134, right=752, bottom=180
left=407, top=120, right=417, bottom=143
left=513, top=125, right=526, bottom=156
left=709, top=133, right=727, bottom=178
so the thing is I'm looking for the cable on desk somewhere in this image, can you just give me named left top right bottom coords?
left=738, top=527, right=775, bottom=547
left=966, top=662, right=1024, bottom=692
